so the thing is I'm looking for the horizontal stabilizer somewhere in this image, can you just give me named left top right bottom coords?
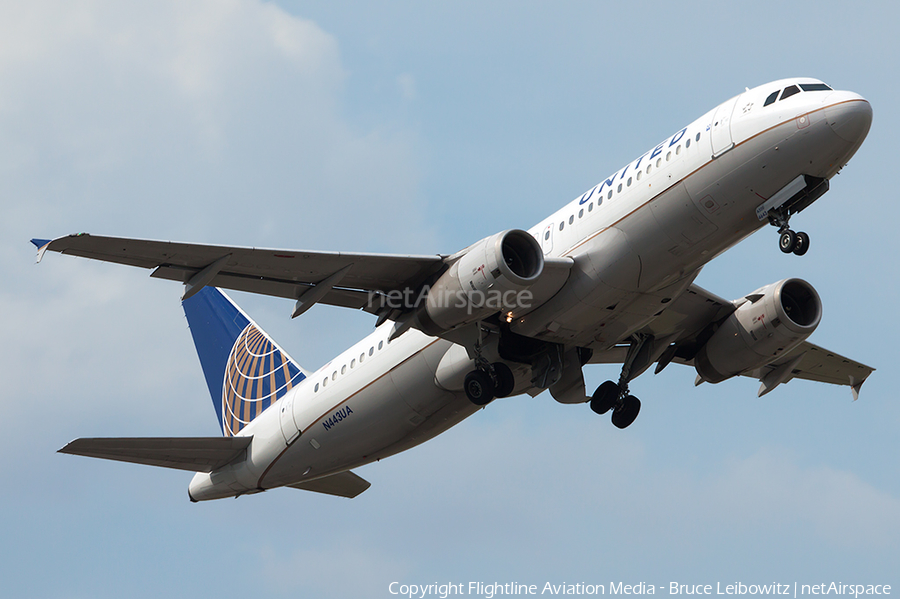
left=58, top=436, right=252, bottom=472
left=287, top=470, right=371, bottom=498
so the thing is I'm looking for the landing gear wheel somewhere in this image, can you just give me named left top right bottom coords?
left=464, top=370, right=495, bottom=406
left=611, top=395, right=641, bottom=429
left=779, top=230, right=797, bottom=254
left=491, top=362, right=515, bottom=398
left=590, top=381, right=620, bottom=415
left=792, top=231, right=810, bottom=256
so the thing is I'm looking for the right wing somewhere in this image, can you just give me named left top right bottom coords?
left=33, top=233, right=447, bottom=313
left=32, top=232, right=575, bottom=325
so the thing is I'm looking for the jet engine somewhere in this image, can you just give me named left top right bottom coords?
left=417, top=229, right=544, bottom=333
left=695, top=278, right=821, bottom=383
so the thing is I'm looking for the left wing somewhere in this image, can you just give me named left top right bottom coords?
left=589, top=283, right=874, bottom=399
left=746, top=341, right=872, bottom=399
left=32, top=234, right=446, bottom=314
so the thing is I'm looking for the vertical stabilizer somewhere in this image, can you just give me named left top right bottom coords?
left=182, top=287, right=306, bottom=436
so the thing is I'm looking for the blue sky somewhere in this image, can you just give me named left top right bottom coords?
left=2, top=1, right=898, bottom=597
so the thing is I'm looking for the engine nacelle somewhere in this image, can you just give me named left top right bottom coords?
left=418, top=229, right=543, bottom=333
left=695, top=278, right=821, bottom=383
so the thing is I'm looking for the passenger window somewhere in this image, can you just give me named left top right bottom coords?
left=676, top=145, right=681, bottom=155
left=666, top=151, right=671, bottom=161
left=559, top=222, right=564, bottom=231
left=369, top=347, right=374, bottom=355
left=332, top=371, right=337, bottom=381
left=351, top=359, right=356, bottom=368
left=647, top=164, right=652, bottom=174
left=588, top=202, right=593, bottom=211
left=578, top=209, right=584, bottom=218
left=323, top=378, right=327, bottom=387
left=315, top=383, right=319, bottom=392
left=544, top=230, right=550, bottom=240
left=360, top=353, right=365, bottom=362
left=685, top=138, right=691, bottom=149
left=695, top=132, right=701, bottom=142
left=764, top=91, right=779, bottom=106
left=636, top=171, right=642, bottom=181
left=780, top=85, right=800, bottom=101
left=617, top=183, right=622, bottom=193
left=568, top=215, right=574, bottom=225
left=378, top=341, right=383, bottom=350
left=607, top=190, right=613, bottom=199
left=626, top=176, right=632, bottom=187
left=656, top=158, right=662, bottom=168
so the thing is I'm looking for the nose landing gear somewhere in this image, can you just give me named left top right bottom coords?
left=765, top=180, right=821, bottom=256
left=778, top=228, right=810, bottom=256
left=760, top=174, right=828, bottom=257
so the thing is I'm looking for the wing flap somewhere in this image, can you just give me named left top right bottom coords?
left=58, top=436, right=252, bottom=472
left=640, top=283, right=734, bottom=342
left=287, top=470, right=371, bottom=498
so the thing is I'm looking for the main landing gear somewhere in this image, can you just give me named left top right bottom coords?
left=464, top=362, right=515, bottom=406
left=589, top=335, right=648, bottom=429
left=462, top=325, right=516, bottom=406
left=590, top=381, right=641, bottom=429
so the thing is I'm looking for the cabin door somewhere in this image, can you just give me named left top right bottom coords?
left=710, top=95, right=739, bottom=157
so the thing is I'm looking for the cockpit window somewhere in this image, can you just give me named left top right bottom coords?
left=780, top=85, right=801, bottom=101
left=764, top=83, right=833, bottom=108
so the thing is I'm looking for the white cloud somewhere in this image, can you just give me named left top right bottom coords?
left=0, top=0, right=431, bottom=250
left=0, top=0, right=431, bottom=462
left=397, top=72, right=417, bottom=102
left=369, top=412, right=900, bottom=560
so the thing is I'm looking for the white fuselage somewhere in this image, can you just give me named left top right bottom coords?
left=189, top=78, right=872, bottom=500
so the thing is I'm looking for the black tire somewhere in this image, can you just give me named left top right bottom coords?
left=779, top=230, right=797, bottom=254
left=590, top=380, right=619, bottom=415
left=792, top=231, right=810, bottom=256
left=491, top=362, right=515, bottom=398
left=464, top=370, right=495, bottom=405
left=611, top=395, right=641, bottom=429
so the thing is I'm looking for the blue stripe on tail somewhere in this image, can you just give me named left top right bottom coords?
left=182, top=287, right=306, bottom=436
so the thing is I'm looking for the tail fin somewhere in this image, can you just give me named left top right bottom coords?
left=182, top=287, right=307, bottom=436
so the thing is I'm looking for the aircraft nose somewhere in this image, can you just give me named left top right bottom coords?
left=825, top=95, right=873, bottom=145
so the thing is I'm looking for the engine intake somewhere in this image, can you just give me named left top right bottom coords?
left=418, top=229, right=544, bottom=333
left=695, top=278, right=822, bottom=383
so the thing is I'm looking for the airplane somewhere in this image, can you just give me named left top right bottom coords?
left=32, top=77, right=874, bottom=501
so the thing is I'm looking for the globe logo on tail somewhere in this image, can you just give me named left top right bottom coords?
left=222, top=323, right=304, bottom=436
